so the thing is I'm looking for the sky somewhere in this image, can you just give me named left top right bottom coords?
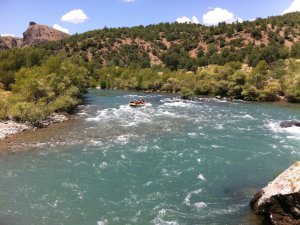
left=0, top=0, right=299, bottom=37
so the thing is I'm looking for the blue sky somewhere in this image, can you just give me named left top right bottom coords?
left=0, top=0, right=298, bottom=37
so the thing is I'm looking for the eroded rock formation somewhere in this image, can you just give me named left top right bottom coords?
left=22, top=22, right=69, bottom=46
left=251, top=162, right=300, bottom=225
left=0, top=36, right=22, bottom=49
left=0, top=22, right=69, bottom=50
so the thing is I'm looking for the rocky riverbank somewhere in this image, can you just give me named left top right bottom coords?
left=0, top=113, right=68, bottom=140
left=251, top=162, right=300, bottom=225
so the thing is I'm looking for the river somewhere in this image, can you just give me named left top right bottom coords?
left=0, top=90, right=300, bottom=225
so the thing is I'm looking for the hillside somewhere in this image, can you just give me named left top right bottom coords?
left=41, top=12, right=300, bottom=70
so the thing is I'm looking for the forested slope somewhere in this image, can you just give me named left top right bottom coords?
left=43, top=12, right=300, bottom=70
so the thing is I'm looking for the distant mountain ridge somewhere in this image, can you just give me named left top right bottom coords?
left=0, top=22, right=69, bottom=49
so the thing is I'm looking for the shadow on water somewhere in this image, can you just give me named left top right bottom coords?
left=222, top=184, right=273, bottom=225
left=244, top=212, right=272, bottom=225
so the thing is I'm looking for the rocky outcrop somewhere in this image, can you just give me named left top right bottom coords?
left=0, top=36, right=22, bottom=49
left=250, top=162, right=300, bottom=225
left=280, top=121, right=300, bottom=128
left=22, top=22, right=69, bottom=46
left=0, top=22, right=69, bottom=50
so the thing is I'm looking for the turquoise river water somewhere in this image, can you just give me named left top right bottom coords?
left=1, top=90, right=300, bottom=225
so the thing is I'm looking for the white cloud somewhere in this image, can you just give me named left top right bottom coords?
left=177, top=16, right=191, bottom=23
left=191, top=16, right=200, bottom=24
left=176, top=16, right=200, bottom=24
left=53, top=24, right=69, bottom=34
left=283, top=0, right=300, bottom=14
left=122, top=0, right=135, bottom=2
left=61, top=9, right=89, bottom=24
left=0, top=34, right=15, bottom=37
left=202, top=8, right=242, bottom=26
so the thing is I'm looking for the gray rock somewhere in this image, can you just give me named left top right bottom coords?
left=35, top=113, right=68, bottom=128
left=280, top=121, right=300, bottom=128
left=250, top=162, right=300, bottom=225
left=0, top=121, right=32, bottom=139
left=0, top=113, right=68, bottom=139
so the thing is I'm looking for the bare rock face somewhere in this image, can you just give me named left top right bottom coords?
left=0, top=22, right=69, bottom=50
left=250, top=162, right=300, bottom=225
left=0, top=36, right=22, bottom=49
left=22, top=22, right=69, bottom=46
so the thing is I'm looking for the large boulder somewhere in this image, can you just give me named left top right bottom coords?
left=250, top=162, right=300, bottom=225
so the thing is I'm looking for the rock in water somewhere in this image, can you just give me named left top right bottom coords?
left=250, top=162, right=300, bottom=225
left=280, top=121, right=300, bottom=128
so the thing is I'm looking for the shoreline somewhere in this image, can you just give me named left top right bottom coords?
left=104, top=87, right=294, bottom=104
left=0, top=113, right=69, bottom=141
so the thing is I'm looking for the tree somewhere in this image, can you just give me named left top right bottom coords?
left=207, top=44, right=218, bottom=56
left=291, top=42, right=300, bottom=58
left=251, top=60, right=269, bottom=89
left=162, top=54, right=180, bottom=71
left=261, top=45, right=280, bottom=63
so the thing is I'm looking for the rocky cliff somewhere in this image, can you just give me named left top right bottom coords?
left=0, top=36, right=22, bottom=49
left=251, top=162, right=300, bottom=225
left=22, top=22, right=69, bottom=46
left=0, top=22, right=69, bottom=49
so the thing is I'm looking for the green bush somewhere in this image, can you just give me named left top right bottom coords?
left=49, top=94, right=79, bottom=113
left=100, top=80, right=107, bottom=89
left=179, top=87, right=194, bottom=99
left=9, top=102, right=48, bottom=122
left=0, top=99, right=8, bottom=120
left=259, top=80, right=282, bottom=101
left=242, top=84, right=260, bottom=101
